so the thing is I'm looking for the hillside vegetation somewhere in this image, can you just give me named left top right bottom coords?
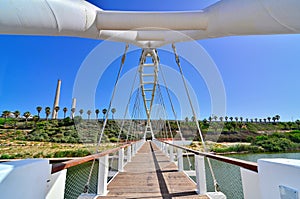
left=1, top=116, right=300, bottom=158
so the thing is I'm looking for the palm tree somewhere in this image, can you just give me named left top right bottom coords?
left=2, top=110, right=10, bottom=125
left=250, top=119, right=253, bottom=123
left=102, top=109, right=107, bottom=120
left=79, top=109, right=84, bottom=117
left=272, top=117, right=276, bottom=123
left=54, top=106, right=60, bottom=119
left=263, top=118, right=267, bottom=123
left=225, top=116, right=228, bottom=122
left=254, top=118, right=258, bottom=123
left=208, top=116, right=212, bottom=122
left=259, top=119, right=262, bottom=123
left=275, top=115, right=280, bottom=122
left=2, top=110, right=10, bottom=120
left=245, top=118, right=249, bottom=123
left=295, top=120, right=300, bottom=129
left=32, top=115, right=39, bottom=127
left=71, top=108, right=76, bottom=119
left=13, top=110, right=20, bottom=118
left=213, top=115, right=218, bottom=121
left=240, top=117, right=243, bottom=123
left=13, top=110, right=20, bottom=128
left=229, top=117, right=233, bottom=122
left=219, top=116, right=223, bottom=122
left=36, top=106, right=42, bottom=117
left=267, top=117, right=271, bottom=123
left=235, top=117, right=239, bottom=122
left=87, top=110, right=91, bottom=120
left=23, top=111, right=31, bottom=124
left=191, top=116, right=196, bottom=122
left=95, top=109, right=100, bottom=120
left=111, top=108, right=116, bottom=120
left=45, top=107, right=51, bottom=120
left=63, top=107, right=68, bottom=118
left=185, top=117, right=189, bottom=122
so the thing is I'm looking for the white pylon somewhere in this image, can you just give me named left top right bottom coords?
left=139, top=49, right=159, bottom=140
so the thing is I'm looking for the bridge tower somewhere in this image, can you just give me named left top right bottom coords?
left=138, top=48, right=159, bottom=140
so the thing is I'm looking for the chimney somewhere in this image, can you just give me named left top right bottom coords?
left=52, top=79, right=61, bottom=119
left=71, top=98, right=76, bottom=118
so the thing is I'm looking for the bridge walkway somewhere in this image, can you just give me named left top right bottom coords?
left=98, top=141, right=208, bottom=199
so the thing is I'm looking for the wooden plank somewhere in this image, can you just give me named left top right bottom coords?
left=97, top=141, right=208, bottom=199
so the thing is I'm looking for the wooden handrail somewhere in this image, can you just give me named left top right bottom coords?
left=158, top=140, right=258, bottom=172
left=51, top=142, right=133, bottom=174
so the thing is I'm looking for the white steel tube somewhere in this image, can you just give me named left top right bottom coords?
left=169, top=146, right=174, bottom=162
left=97, top=11, right=207, bottom=30
left=127, top=145, right=132, bottom=162
left=97, top=155, right=109, bottom=196
left=177, top=148, right=184, bottom=172
left=118, top=148, right=124, bottom=172
left=195, top=155, right=207, bottom=195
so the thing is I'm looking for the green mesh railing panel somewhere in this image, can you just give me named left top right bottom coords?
left=205, top=158, right=244, bottom=199
left=183, top=155, right=244, bottom=199
left=64, top=161, right=99, bottom=199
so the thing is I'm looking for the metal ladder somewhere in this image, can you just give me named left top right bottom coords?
left=138, top=48, right=159, bottom=140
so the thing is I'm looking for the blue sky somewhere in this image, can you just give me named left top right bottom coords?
left=1, top=1, right=300, bottom=121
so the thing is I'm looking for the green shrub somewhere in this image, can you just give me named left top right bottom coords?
left=109, top=137, right=119, bottom=143
left=53, top=149, right=90, bottom=158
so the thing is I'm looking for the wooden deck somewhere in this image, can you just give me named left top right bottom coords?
left=98, top=141, right=208, bottom=199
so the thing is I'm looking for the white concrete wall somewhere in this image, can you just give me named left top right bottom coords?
left=0, top=159, right=50, bottom=199
left=240, top=168, right=261, bottom=199
left=46, top=169, right=67, bottom=199
left=258, top=158, right=300, bottom=199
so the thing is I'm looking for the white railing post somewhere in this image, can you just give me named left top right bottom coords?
left=131, top=143, right=135, bottom=157
left=195, top=155, right=207, bottom=194
left=170, top=145, right=174, bottom=162
left=127, top=145, right=132, bottom=162
left=177, top=148, right=183, bottom=172
left=97, top=155, right=109, bottom=196
left=118, top=148, right=124, bottom=172
left=165, top=144, right=169, bottom=156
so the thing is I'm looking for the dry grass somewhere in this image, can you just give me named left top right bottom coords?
left=0, top=139, right=120, bottom=159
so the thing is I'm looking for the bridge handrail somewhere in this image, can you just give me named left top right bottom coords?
left=157, top=140, right=258, bottom=172
left=51, top=142, right=133, bottom=174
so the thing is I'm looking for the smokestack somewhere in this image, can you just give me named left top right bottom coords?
left=71, top=98, right=76, bottom=118
left=52, top=79, right=61, bottom=119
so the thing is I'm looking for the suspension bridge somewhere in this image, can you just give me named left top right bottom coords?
left=1, top=0, right=300, bottom=199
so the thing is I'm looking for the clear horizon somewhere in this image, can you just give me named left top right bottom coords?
left=1, top=1, right=300, bottom=122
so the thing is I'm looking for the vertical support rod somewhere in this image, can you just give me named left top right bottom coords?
left=170, top=145, right=174, bottom=162
left=165, top=144, right=169, bottom=156
left=118, top=148, right=124, bottom=172
left=127, top=145, right=132, bottom=162
left=195, top=155, right=207, bottom=194
left=177, top=148, right=183, bottom=172
left=132, top=144, right=135, bottom=156
left=97, top=155, right=109, bottom=196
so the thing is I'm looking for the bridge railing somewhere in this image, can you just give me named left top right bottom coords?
left=152, top=139, right=258, bottom=199
left=50, top=139, right=145, bottom=199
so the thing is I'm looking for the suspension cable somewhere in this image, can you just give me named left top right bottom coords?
left=109, top=63, right=140, bottom=170
left=158, top=63, right=185, bottom=141
left=172, top=43, right=220, bottom=192
left=159, top=63, right=192, bottom=168
left=116, top=66, right=139, bottom=142
left=127, top=87, right=142, bottom=141
left=97, top=43, right=129, bottom=152
left=84, top=44, right=129, bottom=193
